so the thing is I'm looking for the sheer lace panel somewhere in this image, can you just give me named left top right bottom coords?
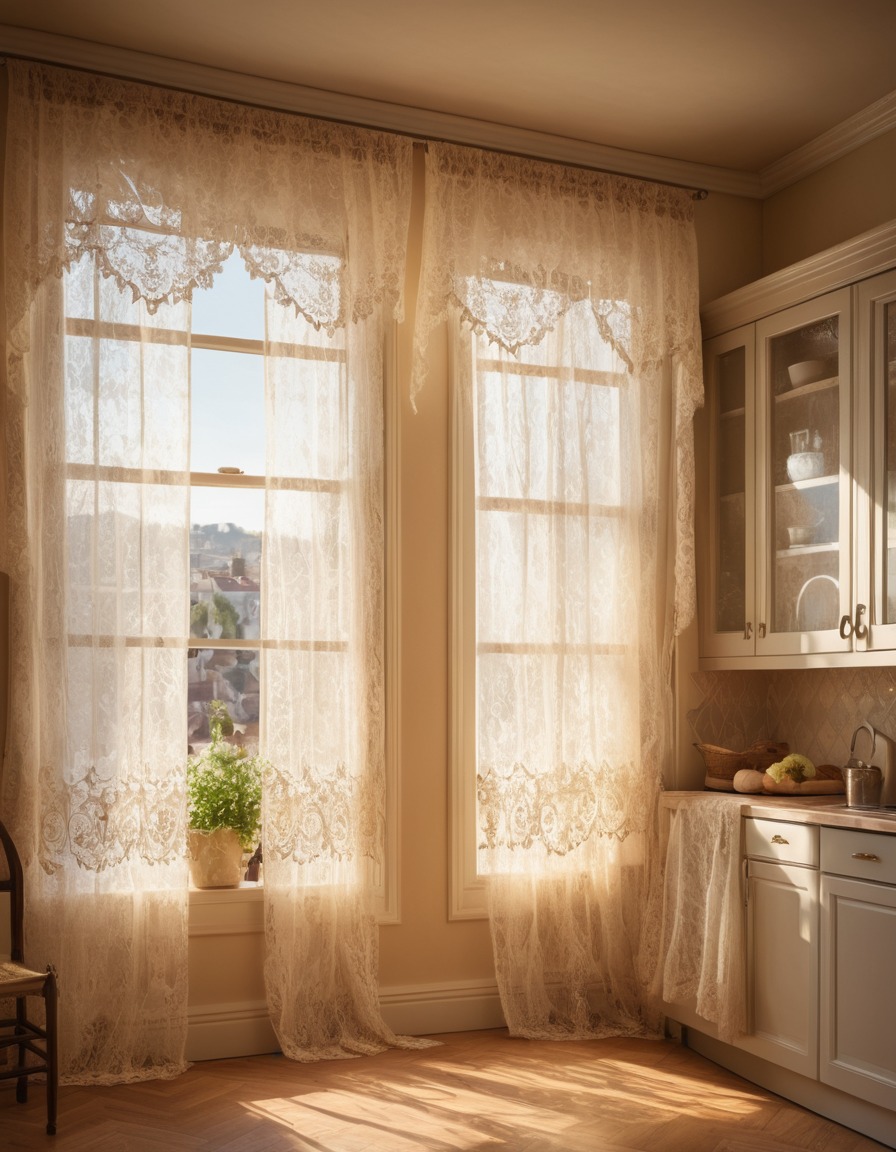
left=6, top=60, right=412, bottom=339
left=2, top=61, right=417, bottom=1078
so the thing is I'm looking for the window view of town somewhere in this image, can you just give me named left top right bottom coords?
left=189, top=517, right=262, bottom=751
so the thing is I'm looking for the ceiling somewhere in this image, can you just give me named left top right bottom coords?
left=3, top=0, right=896, bottom=177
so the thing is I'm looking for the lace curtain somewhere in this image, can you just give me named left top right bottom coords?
left=1, top=59, right=417, bottom=1081
left=417, top=142, right=703, bottom=1037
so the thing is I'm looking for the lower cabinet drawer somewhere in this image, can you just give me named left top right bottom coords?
left=744, top=817, right=819, bottom=866
left=821, top=827, right=896, bottom=884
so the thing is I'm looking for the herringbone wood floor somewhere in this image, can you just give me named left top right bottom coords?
left=1, top=1029, right=891, bottom=1152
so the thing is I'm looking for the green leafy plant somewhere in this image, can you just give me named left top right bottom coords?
left=187, top=706, right=265, bottom=851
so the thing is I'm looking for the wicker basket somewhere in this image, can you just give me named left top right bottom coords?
left=694, top=743, right=748, bottom=791
left=695, top=739, right=791, bottom=792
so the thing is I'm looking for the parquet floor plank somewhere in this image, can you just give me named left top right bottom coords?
left=0, top=1028, right=890, bottom=1151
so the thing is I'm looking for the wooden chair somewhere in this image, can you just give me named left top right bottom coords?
left=0, top=818, right=58, bottom=1135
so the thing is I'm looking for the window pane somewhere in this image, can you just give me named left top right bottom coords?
left=64, top=335, right=190, bottom=470
left=190, top=488, right=263, bottom=641
left=267, top=352, right=346, bottom=481
left=188, top=648, right=260, bottom=752
left=191, top=348, right=265, bottom=474
left=191, top=252, right=264, bottom=341
left=478, top=371, right=621, bottom=504
left=67, top=478, right=189, bottom=638
left=477, top=509, right=629, bottom=647
left=263, top=489, right=348, bottom=643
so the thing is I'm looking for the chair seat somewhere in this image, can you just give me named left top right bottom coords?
left=0, top=960, right=50, bottom=997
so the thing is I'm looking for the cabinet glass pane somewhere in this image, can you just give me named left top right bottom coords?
left=885, top=302, right=896, bottom=623
left=715, top=346, right=746, bottom=633
left=768, top=317, right=840, bottom=634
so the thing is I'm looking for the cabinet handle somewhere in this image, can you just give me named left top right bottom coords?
left=744, top=621, right=752, bottom=640
left=758, top=622, right=766, bottom=639
left=851, top=852, right=880, bottom=862
left=771, top=834, right=789, bottom=845
left=854, top=603, right=867, bottom=640
left=839, top=613, right=853, bottom=639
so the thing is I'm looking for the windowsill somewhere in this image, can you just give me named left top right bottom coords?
left=189, top=881, right=263, bottom=905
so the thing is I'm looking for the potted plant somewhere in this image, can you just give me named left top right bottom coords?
left=186, top=702, right=265, bottom=888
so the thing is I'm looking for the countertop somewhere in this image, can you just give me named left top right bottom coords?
left=661, top=790, right=896, bottom=835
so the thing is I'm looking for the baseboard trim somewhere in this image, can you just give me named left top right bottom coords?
left=186, top=999, right=278, bottom=1062
left=379, top=978, right=505, bottom=1037
left=186, top=979, right=505, bottom=1062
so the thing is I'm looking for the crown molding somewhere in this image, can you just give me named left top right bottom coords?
left=700, top=218, right=896, bottom=338
left=760, top=87, right=896, bottom=197
left=4, top=24, right=892, bottom=202
left=0, top=23, right=760, bottom=199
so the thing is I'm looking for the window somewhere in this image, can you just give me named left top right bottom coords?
left=63, top=246, right=399, bottom=915
left=450, top=293, right=633, bottom=917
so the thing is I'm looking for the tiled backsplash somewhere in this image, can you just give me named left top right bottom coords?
left=688, top=667, right=896, bottom=767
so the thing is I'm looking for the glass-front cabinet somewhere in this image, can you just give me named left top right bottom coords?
left=702, top=262, right=896, bottom=665
left=755, top=290, right=852, bottom=656
left=703, top=326, right=755, bottom=657
left=702, top=288, right=853, bottom=661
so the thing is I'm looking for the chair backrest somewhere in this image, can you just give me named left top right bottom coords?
left=0, top=818, right=25, bottom=964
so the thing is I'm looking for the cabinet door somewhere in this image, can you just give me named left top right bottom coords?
left=737, top=859, right=818, bottom=1078
left=755, top=290, right=852, bottom=655
left=702, top=325, right=756, bottom=657
left=857, top=268, right=896, bottom=651
left=820, top=873, right=896, bottom=1111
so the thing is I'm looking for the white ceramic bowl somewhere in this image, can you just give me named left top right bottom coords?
left=787, top=525, right=814, bottom=547
left=786, top=451, right=825, bottom=482
left=787, top=359, right=826, bottom=388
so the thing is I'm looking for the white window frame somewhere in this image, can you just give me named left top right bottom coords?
left=448, top=309, right=630, bottom=919
left=448, top=333, right=487, bottom=918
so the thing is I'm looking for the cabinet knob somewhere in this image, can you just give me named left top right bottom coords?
left=851, top=852, right=880, bottom=862
left=771, top=834, right=789, bottom=845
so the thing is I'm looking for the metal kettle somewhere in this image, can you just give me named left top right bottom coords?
left=843, top=722, right=888, bottom=809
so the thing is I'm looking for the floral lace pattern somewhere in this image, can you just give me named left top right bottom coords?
left=40, top=766, right=185, bottom=874
left=477, top=761, right=630, bottom=856
left=263, top=762, right=356, bottom=864
left=5, top=61, right=412, bottom=349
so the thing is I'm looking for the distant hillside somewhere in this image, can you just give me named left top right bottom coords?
left=190, top=522, right=261, bottom=557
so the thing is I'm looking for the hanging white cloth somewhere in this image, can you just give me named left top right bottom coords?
left=416, top=141, right=703, bottom=1038
left=650, top=796, right=747, bottom=1042
left=2, top=58, right=420, bottom=1079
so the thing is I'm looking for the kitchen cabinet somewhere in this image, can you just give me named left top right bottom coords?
left=740, top=819, right=818, bottom=1077
left=703, top=289, right=852, bottom=660
left=699, top=224, right=896, bottom=668
left=820, top=827, right=896, bottom=1111
left=659, top=794, right=896, bottom=1147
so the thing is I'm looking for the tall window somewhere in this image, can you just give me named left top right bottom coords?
left=451, top=293, right=637, bottom=916
left=63, top=246, right=351, bottom=772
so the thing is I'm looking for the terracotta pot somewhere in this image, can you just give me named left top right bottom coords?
left=187, top=827, right=244, bottom=888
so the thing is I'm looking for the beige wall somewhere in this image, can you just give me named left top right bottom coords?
left=694, top=192, right=763, bottom=305
left=762, top=126, right=896, bottom=276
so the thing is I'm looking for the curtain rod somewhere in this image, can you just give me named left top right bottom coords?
left=414, top=139, right=709, bottom=200
left=0, top=52, right=709, bottom=201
